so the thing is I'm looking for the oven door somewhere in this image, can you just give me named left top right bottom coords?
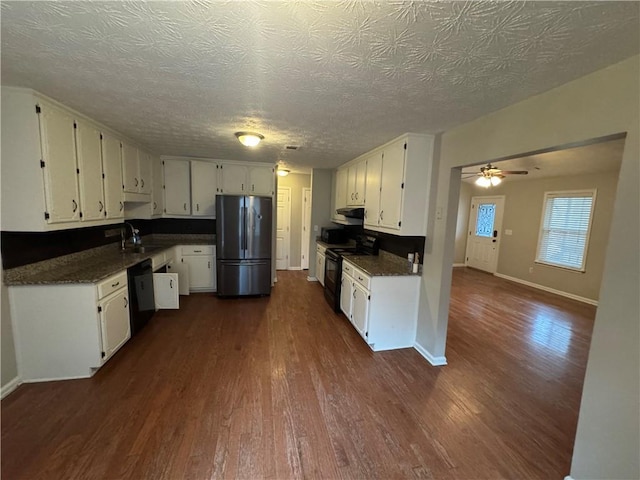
left=323, top=253, right=341, bottom=311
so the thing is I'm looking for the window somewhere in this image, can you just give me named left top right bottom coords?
left=536, top=190, right=596, bottom=272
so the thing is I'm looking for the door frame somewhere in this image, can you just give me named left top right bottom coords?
left=301, top=187, right=311, bottom=269
left=465, top=195, right=505, bottom=274
left=276, top=186, right=291, bottom=270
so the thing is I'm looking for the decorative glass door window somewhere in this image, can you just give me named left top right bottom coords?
left=475, top=203, right=496, bottom=237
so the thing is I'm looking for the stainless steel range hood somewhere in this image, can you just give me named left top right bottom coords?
left=336, top=207, right=365, bottom=219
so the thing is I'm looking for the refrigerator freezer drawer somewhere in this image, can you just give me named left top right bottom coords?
left=217, top=260, right=271, bottom=296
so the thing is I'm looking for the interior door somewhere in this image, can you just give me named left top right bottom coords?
left=301, top=188, right=311, bottom=269
left=275, top=188, right=290, bottom=270
left=465, top=196, right=505, bottom=273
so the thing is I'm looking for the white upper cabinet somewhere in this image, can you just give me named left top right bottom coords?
left=347, top=161, right=366, bottom=206
left=122, top=142, right=139, bottom=194
left=151, top=155, right=163, bottom=217
left=352, top=133, right=434, bottom=236
left=75, top=119, right=105, bottom=222
left=38, top=101, right=81, bottom=224
left=364, top=151, right=382, bottom=228
left=138, top=151, right=152, bottom=194
left=163, top=159, right=191, bottom=215
left=191, top=160, right=217, bottom=216
left=219, top=163, right=274, bottom=196
left=101, top=132, right=124, bottom=220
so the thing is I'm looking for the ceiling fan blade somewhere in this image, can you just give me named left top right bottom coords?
left=500, top=170, right=528, bottom=175
left=461, top=173, right=479, bottom=178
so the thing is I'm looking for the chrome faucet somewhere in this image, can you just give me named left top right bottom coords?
left=121, top=222, right=140, bottom=250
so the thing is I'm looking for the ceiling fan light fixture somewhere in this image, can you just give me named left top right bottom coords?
left=476, top=176, right=491, bottom=188
left=277, top=169, right=290, bottom=177
left=490, top=176, right=502, bottom=186
left=235, top=131, right=264, bottom=147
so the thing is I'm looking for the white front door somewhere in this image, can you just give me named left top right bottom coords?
left=465, top=196, right=505, bottom=273
left=301, top=187, right=311, bottom=269
left=276, top=187, right=291, bottom=270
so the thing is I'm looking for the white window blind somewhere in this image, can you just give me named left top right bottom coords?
left=536, top=190, right=596, bottom=271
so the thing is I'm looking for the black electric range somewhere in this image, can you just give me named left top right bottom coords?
left=324, top=235, right=379, bottom=312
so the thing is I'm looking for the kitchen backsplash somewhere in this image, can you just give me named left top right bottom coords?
left=338, top=225, right=425, bottom=263
left=1, top=218, right=216, bottom=269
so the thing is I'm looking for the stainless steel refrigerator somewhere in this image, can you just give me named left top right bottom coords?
left=216, top=195, right=272, bottom=296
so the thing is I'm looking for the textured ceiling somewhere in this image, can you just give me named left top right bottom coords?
left=461, top=137, right=626, bottom=183
left=1, top=1, right=638, bottom=170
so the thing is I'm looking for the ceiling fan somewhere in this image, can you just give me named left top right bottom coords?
left=462, top=163, right=528, bottom=187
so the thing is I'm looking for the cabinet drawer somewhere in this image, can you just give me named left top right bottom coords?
left=97, top=271, right=127, bottom=300
left=181, top=245, right=214, bottom=256
left=342, top=261, right=354, bottom=276
left=352, top=267, right=371, bottom=290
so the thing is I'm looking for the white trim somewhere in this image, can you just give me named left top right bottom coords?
left=494, top=272, right=598, bottom=306
left=413, top=342, right=447, bottom=366
left=1, top=376, right=21, bottom=399
left=287, top=266, right=302, bottom=271
left=301, top=187, right=311, bottom=270
left=452, top=263, right=466, bottom=267
left=307, top=276, right=318, bottom=282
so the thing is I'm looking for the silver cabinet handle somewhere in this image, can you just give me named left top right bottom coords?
left=353, top=289, right=356, bottom=299
left=358, top=276, right=363, bottom=282
left=355, top=192, right=358, bottom=200
left=72, top=199, right=78, bottom=212
left=380, top=210, right=384, bottom=221
left=124, top=297, right=128, bottom=308
left=153, top=202, right=157, bottom=210
left=98, top=200, right=103, bottom=212
left=170, top=279, right=173, bottom=289
left=119, top=201, right=124, bottom=211
left=140, top=178, right=144, bottom=188
left=112, top=281, right=120, bottom=288
left=135, top=178, right=139, bottom=187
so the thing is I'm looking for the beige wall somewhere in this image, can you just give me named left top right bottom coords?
left=453, top=181, right=472, bottom=264
left=308, top=169, right=333, bottom=278
left=419, top=55, right=639, bottom=479
left=470, top=171, right=618, bottom=301
left=1, top=265, right=19, bottom=391
left=277, top=174, right=311, bottom=269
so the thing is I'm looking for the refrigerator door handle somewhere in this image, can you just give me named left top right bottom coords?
left=242, top=205, right=248, bottom=252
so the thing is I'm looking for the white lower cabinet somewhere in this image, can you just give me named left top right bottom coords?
left=340, top=259, right=419, bottom=351
left=180, top=245, right=216, bottom=292
left=9, top=270, right=131, bottom=381
left=153, top=272, right=180, bottom=309
left=316, top=243, right=326, bottom=286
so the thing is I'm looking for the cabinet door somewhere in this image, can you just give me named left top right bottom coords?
left=153, top=273, right=179, bottom=309
left=364, top=152, right=382, bottom=227
left=333, top=168, right=348, bottom=219
left=168, top=260, right=190, bottom=295
left=183, top=255, right=215, bottom=289
left=379, top=140, right=406, bottom=230
left=340, top=273, right=353, bottom=317
left=38, top=102, right=80, bottom=223
left=354, top=161, right=366, bottom=206
left=101, top=133, right=124, bottom=219
left=346, top=164, right=357, bottom=206
left=351, top=282, right=370, bottom=338
left=151, top=156, right=163, bottom=216
left=220, top=163, right=247, bottom=194
left=138, top=151, right=152, bottom=194
left=248, top=165, right=274, bottom=195
left=163, top=159, right=191, bottom=215
left=75, top=120, right=105, bottom=221
left=99, top=288, right=131, bottom=361
left=317, top=252, right=325, bottom=286
left=191, top=161, right=217, bottom=216
left=121, top=142, right=139, bottom=193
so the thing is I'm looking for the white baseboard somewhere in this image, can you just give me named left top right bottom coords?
left=307, top=276, right=318, bottom=282
left=494, top=273, right=598, bottom=306
left=452, top=263, right=466, bottom=268
left=1, top=376, right=21, bottom=400
left=414, top=342, right=447, bottom=366
left=287, top=266, right=302, bottom=271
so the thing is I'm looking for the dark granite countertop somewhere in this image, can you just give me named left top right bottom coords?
left=343, top=251, right=422, bottom=277
left=315, top=238, right=356, bottom=249
left=4, top=234, right=215, bottom=286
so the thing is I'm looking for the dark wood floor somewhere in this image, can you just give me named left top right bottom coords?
left=1, top=268, right=595, bottom=479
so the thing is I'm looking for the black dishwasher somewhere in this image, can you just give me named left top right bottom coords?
left=127, top=259, right=155, bottom=335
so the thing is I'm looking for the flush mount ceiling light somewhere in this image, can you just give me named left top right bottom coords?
left=235, top=131, right=264, bottom=147
left=277, top=169, right=290, bottom=177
